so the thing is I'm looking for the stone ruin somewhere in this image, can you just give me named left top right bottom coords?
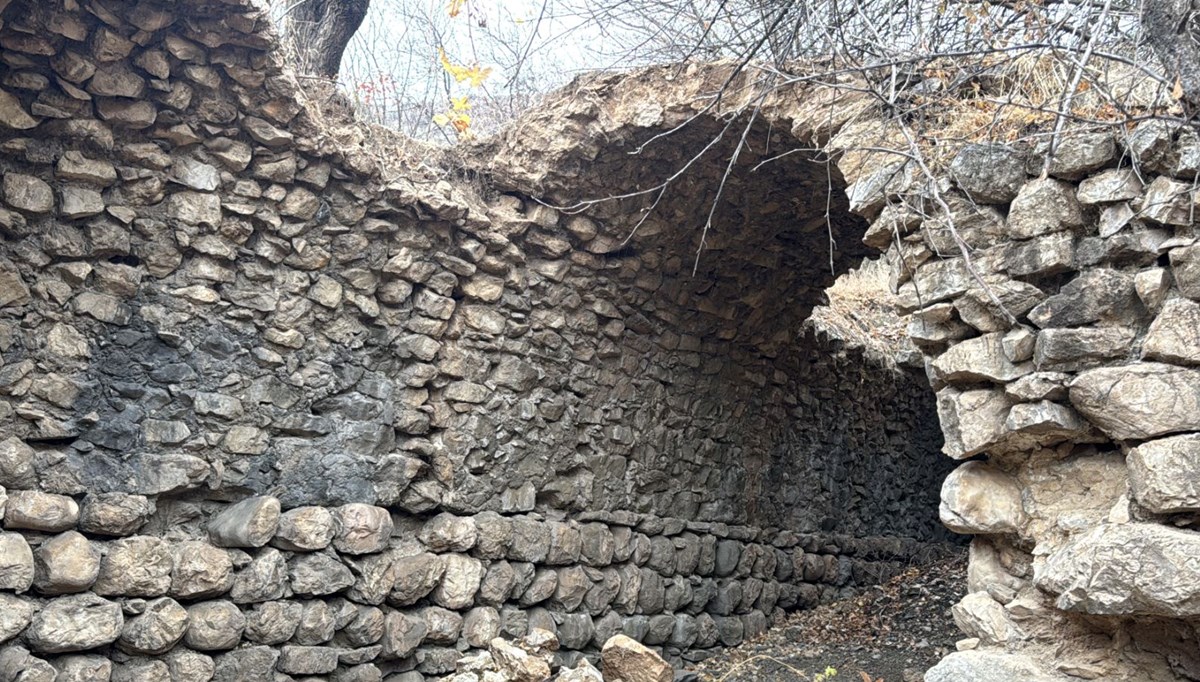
left=0, top=0, right=1196, bottom=681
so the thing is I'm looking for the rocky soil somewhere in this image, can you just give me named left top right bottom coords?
left=690, top=552, right=967, bottom=682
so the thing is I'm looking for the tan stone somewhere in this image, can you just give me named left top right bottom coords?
left=600, top=634, right=673, bottom=682
left=33, top=531, right=99, bottom=595
left=940, top=462, right=1025, bottom=534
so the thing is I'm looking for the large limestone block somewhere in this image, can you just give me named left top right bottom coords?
left=272, top=506, right=336, bottom=551
left=419, top=512, right=478, bottom=552
left=950, top=144, right=1027, bottom=203
left=32, top=531, right=100, bottom=595
left=951, top=592, right=1012, bottom=644
left=4, top=491, right=79, bottom=532
left=1037, top=523, right=1200, bottom=616
left=1142, top=297, right=1200, bottom=365
left=937, top=388, right=1013, bottom=459
left=1005, top=178, right=1085, bottom=240
left=0, top=593, right=34, bottom=643
left=1033, top=326, right=1136, bottom=372
left=432, top=553, right=483, bottom=610
left=170, top=541, right=233, bottom=599
left=118, top=597, right=188, bottom=655
left=93, top=536, right=173, bottom=597
left=600, top=634, right=673, bottom=682
left=208, top=496, right=280, bottom=548
left=25, top=593, right=123, bottom=653
left=0, top=531, right=34, bottom=591
left=333, top=503, right=393, bottom=554
left=925, top=650, right=1063, bottom=682
left=1070, top=363, right=1200, bottom=440
left=931, top=332, right=1032, bottom=384
left=939, top=462, right=1026, bottom=534
left=1128, top=434, right=1200, bottom=513
left=184, top=600, right=245, bottom=651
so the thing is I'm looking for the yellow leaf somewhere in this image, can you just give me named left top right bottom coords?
left=451, top=96, right=471, bottom=111
left=448, top=0, right=465, bottom=17
left=465, top=65, right=491, bottom=88
left=1173, top=76, right=1185, bottom=101
left=433, top=113, right=451, bottom=126
left=437, top=48, right=491, bottom=87
left=451, top=112, right=471, bottom=132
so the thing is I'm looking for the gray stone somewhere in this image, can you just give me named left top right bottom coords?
left=1004, top=372, right=1070, bottom=402
left=244, top=600, right=301, bottom=644
left=381, top=610, right=427, bottom=659
left=0, top=532, right=33, bottom=591
left=601, top=634, right=672, bottom=682
left=419, top=512, right=477, bottom=552
left=1128, top=434, right=1200, bottom=513
left=1140, top=176, right=1192, bottom=226
left=388, top=553, right=445, bottom=606
left=937, top=388, right=1013, bottom=459
left=432, top=553, right=483, bottom=609
left=118, top=597, right=188, bottom=655
left=278, top=646, right=339, bottom=675
left=0, top=593, right=34, bottom=643
left=33, top=531, right=99, bottom=595
left=950, top=144, right=1026, bottom=203
left=1034, top=327, right=1135, bottom=372
left=333, top=503, right=392, bottom=554
left=289, top=551, right=355, bottom=595
left=939, top=462, right=1025, bottom=534
left=925, top=650, right=1059, bottom=682
left=25, top=593, right=123, bottom=653
left=932, top=332, right=1032, bottom=384
left=1076, top=168, right=1142, bottom=204
left=230, top=548, right=288, bottom=603
left=1070, top=363, right=1200, bottom=440
left=1143, top=297, right=1200, bottom=366
left=93, top=536, right=173, bottom=598
left=0, top=437, right=36, bottom=488
left=52, top=655, right=112, bottom=682
left=1005, top=178, right=1085, bottom=240
left=183, top=600, right=245, bottom=650
left=4, top=491, right=78, bottom=532
left=1027, top=269, right=1138, bottom=328
left=1042, top=132, right=1115, bottom=179
left=1037, top=523, right=1200, bottom=617
left=3, top=173, right=54, bottom=214
left=170, top=541, right=233, bottom=599
left=208, top=496, right=280, bottom=548
left=273, top=506, right=336, bottom=551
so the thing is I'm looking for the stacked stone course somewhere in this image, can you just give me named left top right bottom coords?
left=862, top=127, right=1200, bottom=679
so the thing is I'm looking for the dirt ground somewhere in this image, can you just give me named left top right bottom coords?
left=688, top=552, right=968, bottom=682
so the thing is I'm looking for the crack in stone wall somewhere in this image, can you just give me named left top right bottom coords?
left=0, top=0, right=954, bottom=679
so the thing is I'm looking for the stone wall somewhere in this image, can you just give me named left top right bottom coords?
left=861, top=129, right=1200, bottom=680
left=0, top=0, right=953, bottom=679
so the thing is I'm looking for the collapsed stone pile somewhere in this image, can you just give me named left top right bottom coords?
left=856, top=127, right=1200, bottom=680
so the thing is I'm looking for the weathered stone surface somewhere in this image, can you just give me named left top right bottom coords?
left=1070, top=363, right=1200, bottom=440
left=289, top=551, right=355, bottom=595
left=1042, top=132, right=1115, bottom=179
left=170, top=541, right=233, bottom=599
left=420, top=512, right=478, bottom=552
left=1142, top=297, right=1200, bottom=366
left=79, top=493, right=153, bottom=536
left=184, top=600, right=245, bottom=650
left=0, top=593, right=34, bottom=642
left=93, top=536, right=173, bottom=598
left=273, top=506, right=337, bottom=551
left=118, top=597, right=188, bottom=655
left=208, top=496, right=280, bottom=548
left=389, top=553, right=445, bottom=606
left=601, top=634, right=673, bottom=682
left=925, top=650, right=1059, bottom=682
left=25, top=593, right=123, bottom=653
left=937, top=388, right=1013, bottom=458
left=932, top=333, right=1032, bottom=384
left=1037, top=523, right=1200, bottom=616
left=1140, top=176, right=1192, bottom=226
left=3, top=173, right=54, bottom=214
left=4, top=491, right=79, bottom=532
left=1034, top=327, right=1136, bottom=372
left=1027, top=269, right=1139, bottom=328
left=381, top=611, right=427, bottom=659
left=0, top=532, right=34, bottom=592
left=333, top=503, right=393, bottom=554
left=1005, top=178, right=1085, bottom=240
left=950, top=144, right=1026, bottom=203
left=33, top=531, right=100, bottom=595
left=1128, top=434, right=1200, bottom=513
left=490, top=637, right=551, bottom=682
left=940, top=462, right=1025, bottom=534
left=278, top=645, right=339, bottom=674
left=432, top=553, right=484, bottom=609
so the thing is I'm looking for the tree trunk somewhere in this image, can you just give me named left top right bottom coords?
left=285, top=0, right=371, bottom=79
left=1143, top=0, right=1200, bottom=114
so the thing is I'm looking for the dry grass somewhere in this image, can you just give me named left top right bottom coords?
left=808, top=258, right=909, bottom=367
